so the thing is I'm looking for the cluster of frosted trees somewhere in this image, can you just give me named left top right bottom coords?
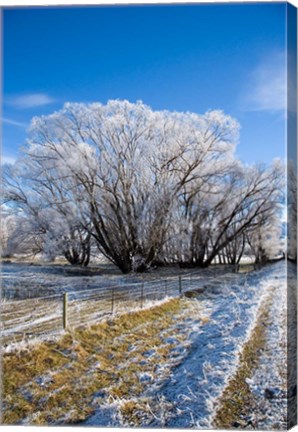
left=2, top=100, right=285, bottom=272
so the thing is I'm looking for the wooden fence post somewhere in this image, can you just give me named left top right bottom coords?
left=63, top=293, right=68, bottom=330
left=111, top=286, right=115, bottom=314
left=141, top=283, right=144, bottom=309
left=179, top=276, right=182, bottom=297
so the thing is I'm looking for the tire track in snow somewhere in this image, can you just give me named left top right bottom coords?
left=241, top=262, right=295, bottom=429
left=147, top=262, right=286, bottom=428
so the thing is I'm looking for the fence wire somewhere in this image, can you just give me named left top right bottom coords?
left=1, top=270, right=214, bottom=345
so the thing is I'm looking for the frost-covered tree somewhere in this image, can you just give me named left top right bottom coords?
left=0, top=204, right=43, bottom=258
left=247, top=222, right=284, bottom=265
left=22, top=101, right=239, bottom=272
left=0, top=209, right=18, bottom=257
left=203, top=162, right=284, bottom=267
left=222, top=232, right=247, bottom=268
left=2, top=161, right=91, bottom=265
left=164, top=161, right=284, bottom=268
left=2, top=99, right=284, bottom=272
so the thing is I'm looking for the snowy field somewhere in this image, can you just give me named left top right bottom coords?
left=2, top=260, right=294, bottom=429
left=80, top=260, right=292, bottom=429
left=1, top=260, right=238, bottom=300
left=1, top=261, right=239, bottom=345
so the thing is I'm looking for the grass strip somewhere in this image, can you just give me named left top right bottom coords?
left=3, top=297, right=198, bottom=426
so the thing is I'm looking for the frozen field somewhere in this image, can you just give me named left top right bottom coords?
left=2, top=260, right=294, bottom=429
left=81, top=260, right=292, bottom=429
left=1, top=261, right=240, bottom=345
left=1, top=260, right=238, bottom=300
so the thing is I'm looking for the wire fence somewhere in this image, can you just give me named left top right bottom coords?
left=2, top=271, right=213, bottom=346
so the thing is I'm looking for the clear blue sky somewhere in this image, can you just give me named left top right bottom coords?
left=2, top=3, right=287, bottom=165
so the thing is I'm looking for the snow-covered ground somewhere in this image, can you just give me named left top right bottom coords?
left=149, top=262, right=289, bottom=429
left=1, top=261, right=237, bottom=300
left=1, top=262, right=238, bottom=345
left=2, top=260, right=293, bottom=428
left=241, top=261, right=296, bottom=430
left=1, top=262, right=124, bottom=300
left=83, top=261, right=292, bottom=429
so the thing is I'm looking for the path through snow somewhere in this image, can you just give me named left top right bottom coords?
left=85, top=261, right=289, bottom=429
left=240, top=262, right=296, bottom=430
left=148, top=262, right=286, bottom=428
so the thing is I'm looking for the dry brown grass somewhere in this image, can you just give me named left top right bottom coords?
left=3, top=297, right=199, bottom=426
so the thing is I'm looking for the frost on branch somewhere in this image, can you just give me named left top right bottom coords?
left=2, top=100, right=284, bottom=272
